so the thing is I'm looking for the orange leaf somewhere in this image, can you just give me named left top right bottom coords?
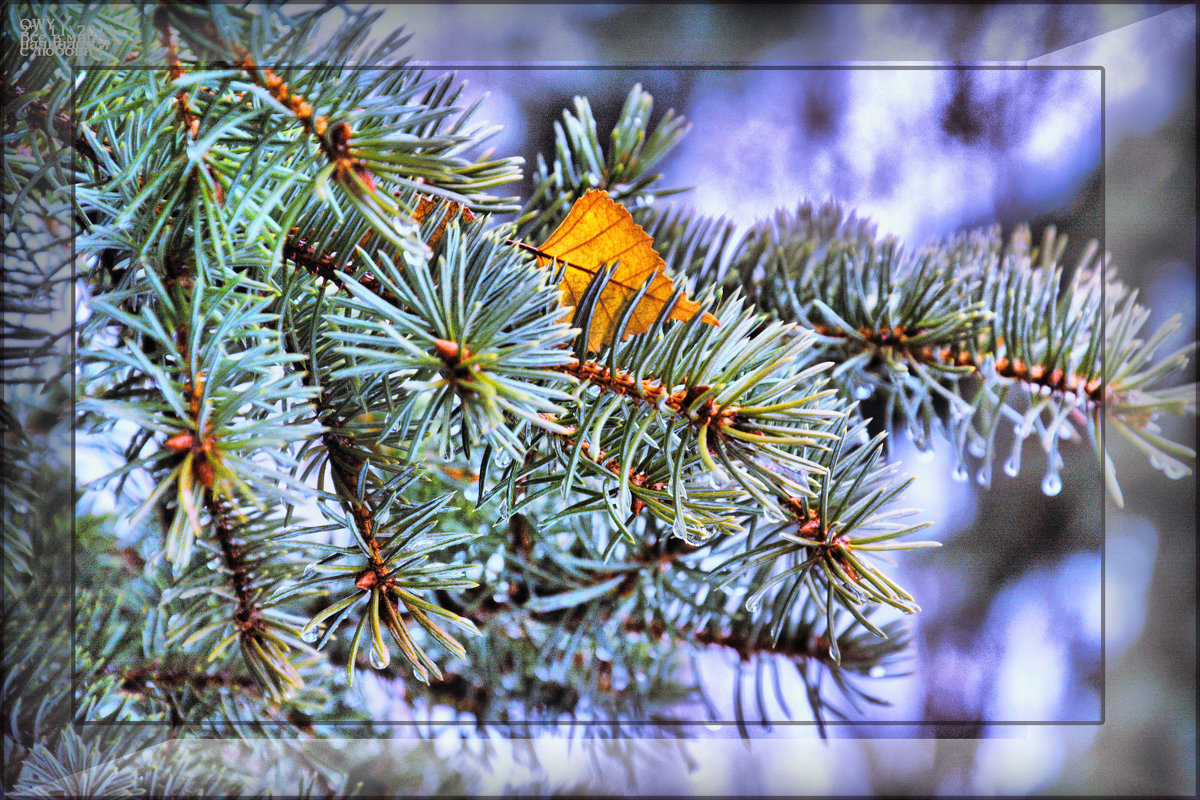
left=528, top=189, right=719, bottom=351
left=412, top=194, right=476, bottom=251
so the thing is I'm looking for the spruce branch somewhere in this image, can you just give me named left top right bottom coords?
left=274, top=211, right=501, bottom=687
left=17, top=4, right=1191, bottom=769
left=279, top=487, right=482, bottom=686
left=312, top=88, right=941, bottom=702
left=680, top=201, right=1199, bottom=503
left=325, top=217, right=579, bottom=462
left=516, top=84, right=692, bottom=242
left=116, top=663, right=261, bottom=697
left=153, top=9, right=202, bottom=140
left=77, top=125, right=320, bottom=700
left=501, top=283, right=847, bottom=543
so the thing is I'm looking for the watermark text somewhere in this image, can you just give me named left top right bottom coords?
left=20, top=18, right=111, bottom=59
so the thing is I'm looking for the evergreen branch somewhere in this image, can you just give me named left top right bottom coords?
left=514, top=284, right=845, bottom=532
left=203, top=494, right=260, bottom=633
left=231, top=44, right=384, bottom=213
left=420, top=507, right=910, bottom=733
left=285, top=232, right=403, bottom=305
left=435, top=524, right=701, bottom=627
left=712, top=201, right=1196, bottom=502
left=234, top=52, right=332, bottom=151
left=291, top=486, right=482, bottom=686
left=709, top=418, right=934, bottom=648
left=6, top=83, right=107, bottom=168
left=810, top=322, right=1104, bottom=407
left=552, top=428, right=668, bottom=519
left=148, top=3, right=522, bottom=296
left=153, top=9, right=201, bottom=138
left=42, top=1, right=1194, bottom=755
left=394, top=633, right=691, bottom=736
left=688, top=614, right=913, bottom=736
left=517, top=84, right=692, bottom=242
left=152, top=9, right=227, bottom=206
left=199, top=491, right=305, bottom=701
left=555, top=359, right=737, bottom=428
left=620, top=609, right=880, bottom=671
left=221, top=30, right=522, bottom=209
left=276, top=224, right=489, bottom=686
left=150, top=256, right=309, bottom=701
left=77, top=159, right=319, bottom=702
left=117, top=663, right=261, bottom=696
left=325, top=219, right=578, bottom=462
left=282, top=191, right=477, bottom=307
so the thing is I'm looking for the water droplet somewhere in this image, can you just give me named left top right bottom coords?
left=300, top=623, right=322, bottom=644
left=853, top=384, right=873, bottom=400
left=868, top=665, right=886, bottom=678
left=1163, top=460, right=1190, bottom=480
left=952, top=463, right=969, bottom=482
left=1004, top=437, right=1023, bottom=477
left=745, top=589, right=765, bottom=613
left=967, top=436, right=987, bottom=458
left=975, top=464, right=992, bottom=488
left=1041, top=472, right=1062, bottom=496
left=1013, top=421, right=1032, bottom=439
left=1149, top=453, right=1165, bottom=470
left=672, top=516, right=688, bottom=541
left=634, top=194, right=655, bottom=208
left=915, top=447, right=936, bottom=464
left=705, top=723, right=722, bottom=732
left=369, top=647, right=390, bottom=670
left=584, top=172, right=601, bottom=187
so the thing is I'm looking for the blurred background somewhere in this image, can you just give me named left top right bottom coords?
left=343, top=3, right=1197, bottom=795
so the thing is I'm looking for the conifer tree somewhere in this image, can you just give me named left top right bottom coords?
left=2, top=3, right=1195, bottom=794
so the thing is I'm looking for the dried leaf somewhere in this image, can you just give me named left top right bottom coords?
left=412, top=194, right=476, bottom=250
left=528, top=189, right=719, bottom=351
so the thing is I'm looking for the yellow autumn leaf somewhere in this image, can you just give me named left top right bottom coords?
left=526, top=189, right=719, bottom=351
